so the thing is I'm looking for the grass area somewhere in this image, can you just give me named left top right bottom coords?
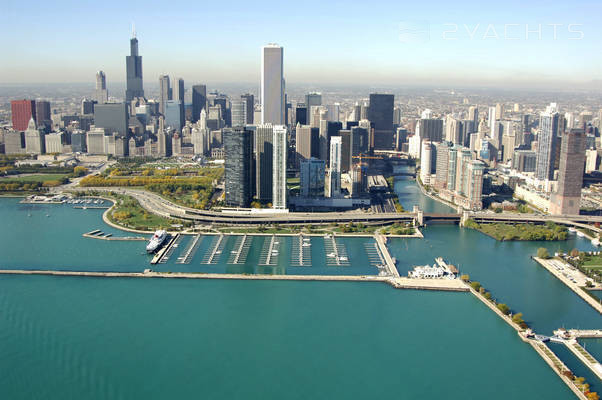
left=103, top=193, right=186, bottom=231
left=464, top=219, right=568, bottom=241
left=380, top=223, right=415, bottom=235
left=215, top=222, right=410, bottom=235
left=2, top=173, right=69, bottom=182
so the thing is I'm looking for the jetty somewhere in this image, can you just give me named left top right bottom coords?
left=374, top=234, right=399, bottom=277
left=82, top=230, right=146, bottom=241
left=150, top=233, right=180, bottom=265
left=564, top=340, right=602, bottom=381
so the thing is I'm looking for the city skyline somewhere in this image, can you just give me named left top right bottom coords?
left=2, top=0, right=602, bottom=89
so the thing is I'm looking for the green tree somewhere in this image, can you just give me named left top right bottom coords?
left=537, top=248, right=550, bottom=259
left=497, top=303, right=510, bottom=315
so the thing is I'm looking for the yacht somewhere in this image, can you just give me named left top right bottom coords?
left=146, top=230, right=168, bottom=253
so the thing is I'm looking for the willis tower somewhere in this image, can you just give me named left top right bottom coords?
left=125, top=29, right=144, bottom=102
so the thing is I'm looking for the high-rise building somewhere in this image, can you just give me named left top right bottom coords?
left=434, top=142, right=451, bottom=190
left=4, top=130, right=25, bottom=154
left=86, top=127, right=106, bottom=154
left=255, top=124, right=274, bottom=202
left=81, top=99, right=95, bottom=116
left=45, top=132, right=64, bottom=154
left=191, top=84, right=207, bottom=122
left=231, top=100, right=247, bottom=127
left=305, top=93, right=322, bottom=113
left=417, top=118, right=443, bottom=143
left=339, top=130, right=352, bottom=173
left=465, top=160, right=485, bottom=210
left=24, top=118, right=45, bottom=154
left=295, top=104, right=307, bottom=125
left=295, top=124, right=319, bottom=166
left=351, top=126, right=369, bottom=157
left=536, top=103, right=560, bottom=181
left=224, top=127, right=253, bottom=207
left=96, top=71, right=108, bottom=103
left=125, top=32, right=144, bottom=102
left=71, top=130, right=86, bottom=153
left=159, top=75, right=171, bottom=115
left=512, top=150, right=537, bottom=172
left=173, top=78, right=184, bottom=104
left=468, top=106, right=479, bottom=127
left=368, top=94, right=394, bottom=150
left=94, top=103, right=129, bottom=137
left=35, top=100, right=51, bottom=130
left=488, top=106, right=497, bottom=135
left=11, top=100, right=36, bottom=131
left=329, top=136, right=342, bottom=197
left=165, top=100, right=184, bottom=132
left=241, top=94, right=254, bottom=124
left=300, top=158, right=325, bottom=198
left=420, top=140, right=434, bottom=185
left=261, top=44, right=284, bottom=124
left=549, top=129, right=586, bottom=215
left=272, top=125, right=287, bottom=209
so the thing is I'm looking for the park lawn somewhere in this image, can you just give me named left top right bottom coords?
left=108, top=194, right=181, bottom=231
left=3, top=174, right=70, bottom=182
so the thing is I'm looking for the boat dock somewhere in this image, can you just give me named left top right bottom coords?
left=202, top=234, right=226, bottom=264
left=176, top=235, right=202, bottom=264
left=374, top=234, right=400, bottom=278
left=258, top=235, right=280, bottom=266
left=324, top=235, right=350, bottom=267
left=150, top=233, right=181, bottom=265
left=227, top=235, right=253, bottom=265
left=291, top=235, right=311, bottom=266
left=82, top=230, right=146, bottom=241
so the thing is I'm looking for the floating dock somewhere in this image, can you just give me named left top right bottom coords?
left=324, top=235, right=350, bottom=267
left=150, top=234, right=180, bottom=265
left=82, top=230, right=146, bottom=241
left=227, top=235, right=253, bottom=265
left=291, top=235, right=311, bottom=266
left=176, top=235, right=202, bottom=264
left=374, top=234, right=399, bottom=278
left=258, top=235, right=280, bottom=266
left=202, top=234, right=226, bottom=264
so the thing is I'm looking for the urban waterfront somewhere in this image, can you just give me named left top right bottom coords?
left=0, top=174, right=600, bottom=397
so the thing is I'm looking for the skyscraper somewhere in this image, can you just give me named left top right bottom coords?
left=35, top=100, right=51, bottom=130
left=165, top=100, right=184, bottom=132
left=261, top=44, right=284, bottom=124
left=96, top=71, right=108, bottom=103
left=549, top=129, right=586, bottom=215
left=231, top=100, right=247, bottom=127
left=295, top=124, right=320, bottom=166
left=241, top=94, right=254, bottom=124
left=125, top=32, right=144, bottom=102
left=24, top=118, right=45, bottom=154
left=11, top=99, right=36, bottom=131
left=173, top=78, right=184, bottom=104
left=255, top=124, right=274, bottom=202
left=300, top=158, right=325, bottom=198
left=305, top=93, right=322, bottom=113
left=536, top=103, right=560, bottom=181
left=272, top=125, right=287, bottom=209
left=224, top=127, right=253, bottom=207
left=329, top=136, right=342, bottom=197
left=368, top=94, right=394, bottom=150
left=94, top=103, right=129, bottom=137
left=191, top=84, right=207, bottom=122
left=159, top=75, right=171, bottom=115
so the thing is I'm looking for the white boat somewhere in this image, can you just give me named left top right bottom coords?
left=568, top=227, right=577, bottom=233
left=577, top=231, right=585, bottom=237
left=327, top=252, right=336, bottom=257
left=146, top=230, right=168, bottom=253
left=592, top=238, right=600, bottom=246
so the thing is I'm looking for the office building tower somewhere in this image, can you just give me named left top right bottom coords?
left=125, top=32, right=144, bottom=102
left=159, top=75, right=171, bottom=115
left=295, top=124, right=320, bottom=166
left=224, top=127, right=253, bottom=207
left=173, top=78, right=184, bottom=104
left=295, top=104, right=307, bottom=125
left=86, top=128, right=106, bottom=154
left=351, top=126, right=369, bottom=157
left=320, top=121, right=342, bottom=163
left=241, top=94, right=254, bottom=124
left=305, top=92, right=322, bottom=113
left=94, top=103, right=129, bottom=137
left=81, top=99, right=95, bottom=115
left=418, top=118, right=444, bottom=143
left=231, top=100, right=247, bottom=127
left=96, top=71, right=108, bottom=103
left=11, top=100, right=36, bottom=131
left=24, top=118, right=45, bottom=154
left=327, top=103, right=340, bottom=122
left=261, top=44, right=285, bottom=124
left=272, top=125, right=287, bottom=209
left=488, top=106, right=497, bottom=135
left=468, top=106, right=479, bottom=127
left=512, top=150, right=537, bottom=172
left=191, top=84, right=207, bottom=122
left=420, top=140, right=434, bottom=185
left=549, top=129, right=586, bottom=215
left=393, top=106, right=402, bottom=126
left=351, top=164, right=368, bottom=197
left=368, top=94, right=394, bottom=150
left=165, top=100, right=184, bottom=132
left=329, top=136, right=342, bottom=197
left=35, top=100, right=51, bottom=131
left=71, top=130, right=86, bottom=153
left=44, top=132, right=63, bottom=154
left=536, top=103, right=560, bottom=181
left=495, top=103, right=504, bottom=120
left=4, top=130, right=25, bottom=154
left=255, top=124, right=274, bottom=201
left=300, top=158, right=326, bottom=198
left=339, top=129, right=352, bottom=173
left=455, top=148, right=473, bottom=195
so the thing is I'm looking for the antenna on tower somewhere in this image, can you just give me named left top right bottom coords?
left=132, top=22, right=136, bottom=38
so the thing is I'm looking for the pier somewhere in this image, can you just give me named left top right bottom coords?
left=364, top=240, right=386, bottom=274
left=324, top=235, right=350, bottom=267
left=227, top=234, right=253, bottom=264
left=150, top=234, right=181, bottom=265
left=176, top=235, right=202, bottom=264
left=259, top=235, right=280, bottom=266
left=202, top=234, right=226, bottom=264
left=291, top=235, right=311, bottom=266
left=564, top=340, right=602, bottom=381
left=83, top=230, right=146, bottom=241
left=533, top=257, right=602, bottom=314
left=374, top=234, right=400, bottom=277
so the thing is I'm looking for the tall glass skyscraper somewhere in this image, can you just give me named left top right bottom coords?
left=191, top=84, right=207, bottom=122
left=368, top=93, right=394, bottom=150
left=95, top=71, right=108, bottom=103
left=125, top=33, right=144, bottom=102
left=224, top=127, right=253, bottom=207
left=261, top=44, right=284, bottom=125
left=536, top=103, right=560, bottom=181
left=272, top=125, right=288, bottom=209
left=159, top=75, right=171, bottom=115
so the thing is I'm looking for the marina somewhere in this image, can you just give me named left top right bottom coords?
left=323, top=235, right=350, bottom=267
left=227, top=234, right=253, bottom=265
left=290, top=234, right=312, bottom=267
left=202, top=234, right=227, bottom=265
left=258, top=235, right=280, bottom=266
left=176, top=235, right=202, bottom=264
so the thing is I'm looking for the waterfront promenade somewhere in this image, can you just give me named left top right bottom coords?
left=533, top=257, right=602, bottom=314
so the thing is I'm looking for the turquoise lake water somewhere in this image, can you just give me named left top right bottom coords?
left=0, top=170, right=600, bottom=398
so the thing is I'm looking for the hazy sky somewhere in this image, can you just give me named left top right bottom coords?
left=1, top=0, right=601, bottom=88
